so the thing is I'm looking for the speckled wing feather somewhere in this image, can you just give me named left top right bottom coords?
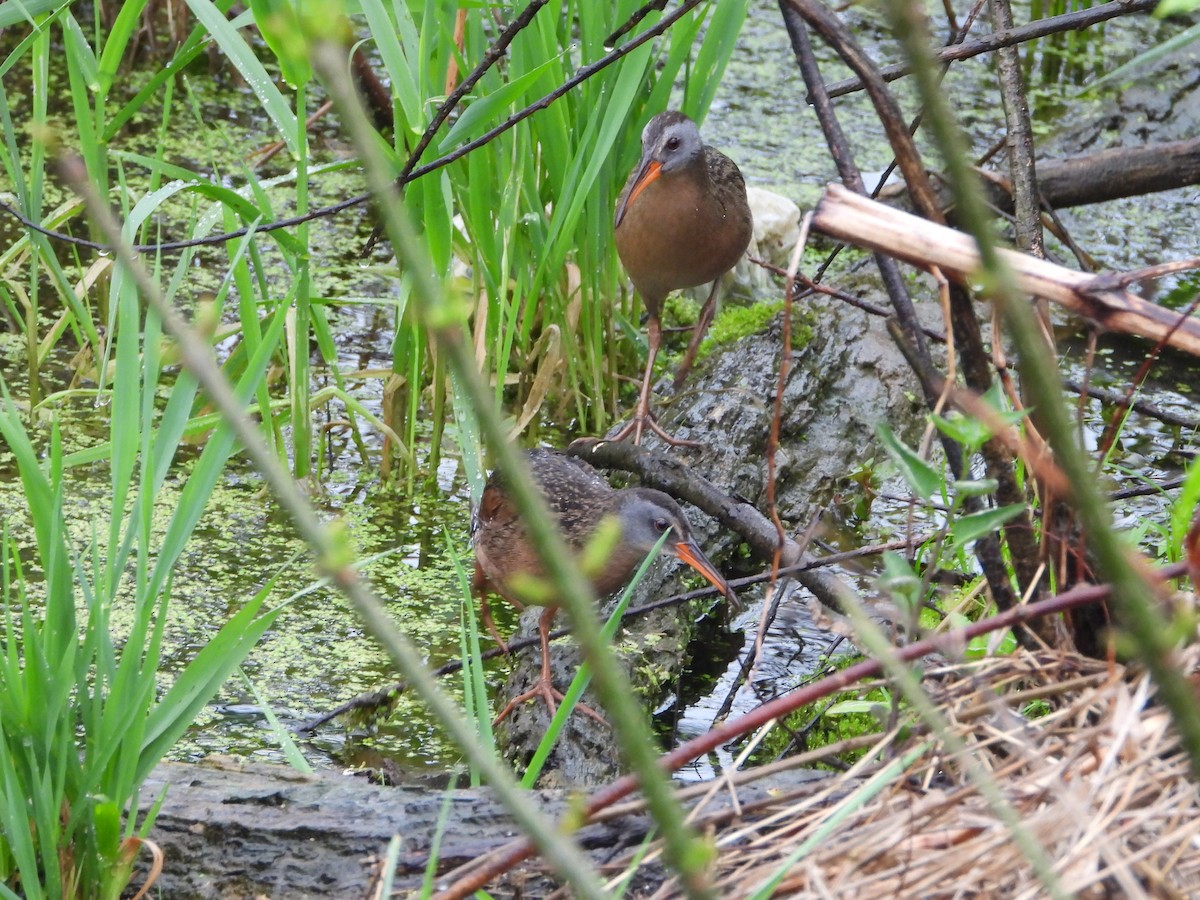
left=705, top=147, right=747, bottom=219
left=475, top=450, right=615, bottom=545
left=525, top=450, right=615, bottom=551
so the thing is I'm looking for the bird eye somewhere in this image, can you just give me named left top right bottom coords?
left=654, top=517, right=670, bottom=533
left=665, top=135, right=681, bottom=151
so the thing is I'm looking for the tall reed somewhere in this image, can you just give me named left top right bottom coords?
left=0, top=260, right=288, bottom=896
left=359, top=0, right=749, bottom=478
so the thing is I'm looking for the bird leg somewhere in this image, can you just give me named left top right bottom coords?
left=492, top=607, right=606, bottom=726
left=608, top=316, right=701, bottom=448
left=673, top=279, right=721, bottom=389
left=474, top=561, right=522, bottom=654
left=479, top=593, right=511, bottom=655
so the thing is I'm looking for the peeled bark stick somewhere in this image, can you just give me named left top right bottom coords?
left=812, top=183, right=1200, bottom=356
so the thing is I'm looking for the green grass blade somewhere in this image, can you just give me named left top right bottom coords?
left=438, top=55, right=563, bottom=151
left=104, top=5, right=233, bottom=139
left=0, top=0, right=59, bottom=29
left=138, top=584, right=285, bottom=780
left=95, top=0, right=150, bottom=92
left=358, top=0, right=422, bottom=130
left=684, top=0, right=750, bottom=116
left=520, top=531, right=664, bottom=788
left=146, top=303, right=290, bottom=602
left=238, top=669, right=314, bottom=774
left=183, top=0, right=299, bottom=152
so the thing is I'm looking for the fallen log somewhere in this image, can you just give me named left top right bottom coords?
left=981, top=137, right=1200, bottom=210
left=135, top=757, right=831, bottom=897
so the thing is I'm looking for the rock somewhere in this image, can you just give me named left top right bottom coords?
left=747, top=185, right=802, bottom=266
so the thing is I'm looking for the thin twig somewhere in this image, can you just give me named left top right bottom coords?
left=822, top=0, right=1157, bottom=98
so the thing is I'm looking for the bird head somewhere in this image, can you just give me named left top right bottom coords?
left=614, top=110, right=705, bottom=229
left=610, top=488, right=739, bottom=610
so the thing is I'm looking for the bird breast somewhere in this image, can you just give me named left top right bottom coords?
left=614, top=158, right=752, bottom=305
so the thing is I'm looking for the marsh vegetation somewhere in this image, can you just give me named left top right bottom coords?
left=1, top=0, right=1199, bottom=895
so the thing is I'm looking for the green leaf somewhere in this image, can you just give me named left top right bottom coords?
left=879, top=551, right=923, bottom=613
left=238, top=669, right=313, bottom=774
left=1155, top=0, right=1200, bottom=15
left=183, top=0, right=299, bottom=153
left=358, top=0, right=421, bottom=129
left=930, top=386, right=1025, bottom=450
left=138, top=581, right=285, bottom=782
left=105, top=11, right=224, bottom=139
left=247, top=0, right=313, bottom=88
left=438, top=55, right=563, bottom=152
left=685, top=0, right=751, bottom=116
left=953, top=478, right=999, bottom=497
left=876, top=424, right=940, bottom=500
left=0, top=0, right=59, bottom=29
left=60, top=13, right=100, bottom=92
left=92, top=797, right=121, bottom=859
left=950, top=503, right=1026, bottom=545
left=930, top=410, right=992, bottom=450
left=96, top=0, right=150, bottom=93
left=949, top=611, right=1018, bottom=658
left=825, top=699, right=886, bottom=716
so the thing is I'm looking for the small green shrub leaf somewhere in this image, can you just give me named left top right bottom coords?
left=876, top=425, right=940, bottom=500
left=950, top=503, right=1026, bottom=545
left=438, top=56, right=562, bottom=152
left=953, top=478, right=999, bottom=497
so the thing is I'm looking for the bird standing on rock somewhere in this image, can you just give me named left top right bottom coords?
left=472, top=448, right=738, bottom=724
left=612, top=110, right=754, bottom=446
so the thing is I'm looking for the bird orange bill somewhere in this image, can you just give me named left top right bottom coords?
left=674, top=539, right=740, bottom=611
left=614, top=159, right=662, bottom=228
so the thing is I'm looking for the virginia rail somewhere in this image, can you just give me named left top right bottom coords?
left=612, top=110, right=753, bottom=445
left=472, top=448, right=737, bottom=724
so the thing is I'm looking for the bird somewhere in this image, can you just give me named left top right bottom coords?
left=612, top=110, right=753, bottom=446
left=472, top=448, right=738, bottom=724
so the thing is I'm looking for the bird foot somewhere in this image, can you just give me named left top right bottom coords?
left=608, top=412, right=701, bottom=448
left=492, top=679, right=608, bottom=727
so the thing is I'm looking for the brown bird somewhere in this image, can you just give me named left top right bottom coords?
left=612, top=110, right=753, bottom=445
left=472, top=448, right=738, bottom=724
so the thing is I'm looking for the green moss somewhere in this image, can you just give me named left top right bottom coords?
left=710, top=301, right=781, bottom=347
left=656, top=294, right=817, bottom=369
left=702, top=301, right=814, bottom=359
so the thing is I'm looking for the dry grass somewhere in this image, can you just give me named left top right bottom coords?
left=631, top=647, right=1200, bottom=898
